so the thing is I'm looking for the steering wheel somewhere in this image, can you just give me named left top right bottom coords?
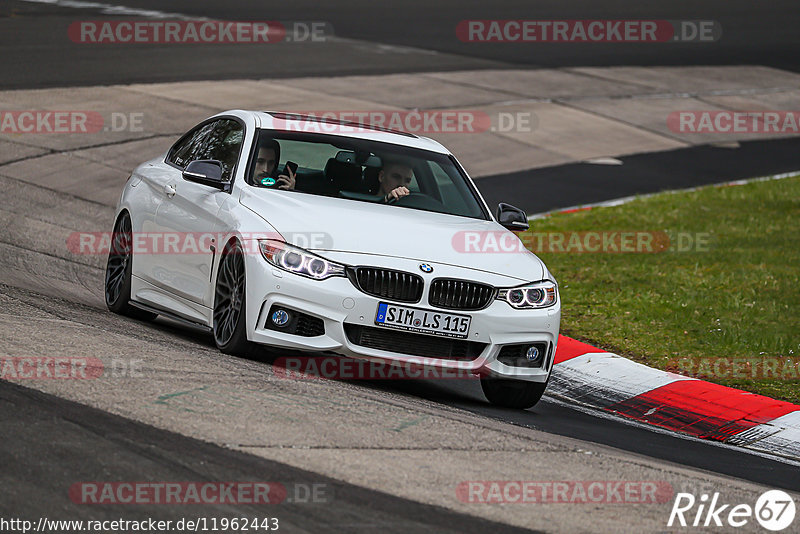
left=387, top=192, right=446, bottom=211
left=386, top=191, right=423, bottom=204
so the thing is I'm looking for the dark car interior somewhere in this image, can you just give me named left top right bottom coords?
left=246, top=133, right=487, bottom=218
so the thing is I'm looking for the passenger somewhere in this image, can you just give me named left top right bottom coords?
left=378, top=159, right=413, bottom=202
left=252, top=138, right=296, bottom=190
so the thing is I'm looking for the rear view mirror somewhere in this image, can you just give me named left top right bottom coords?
left=335, top=151, right=357, bottom=164
left=497, top=203, right=529, bottom=231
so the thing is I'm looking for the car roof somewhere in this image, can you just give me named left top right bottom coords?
left=221, top=110, right=452, bottom=154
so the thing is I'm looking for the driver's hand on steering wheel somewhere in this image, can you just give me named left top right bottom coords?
left=384, top=186, right=410, bottom=202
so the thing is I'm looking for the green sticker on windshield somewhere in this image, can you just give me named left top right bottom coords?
left=260, top=177, right=276, bottom=186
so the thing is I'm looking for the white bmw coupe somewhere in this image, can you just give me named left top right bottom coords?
left=105, top=110, right=560, bottom=408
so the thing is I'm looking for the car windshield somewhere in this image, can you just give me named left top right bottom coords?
left=247, top=130, right=489, bottom=220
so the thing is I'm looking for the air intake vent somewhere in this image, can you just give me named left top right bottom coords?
left=265, top=305, right=325, bottom=337
left=343, top=324, right=485, bottom=361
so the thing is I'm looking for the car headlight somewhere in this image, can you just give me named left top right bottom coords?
left=258, top=239, right=346, bottom=280
left=497, top=280, right=557, bottom=309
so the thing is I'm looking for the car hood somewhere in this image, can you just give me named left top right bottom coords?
left=239, top=189, right=544, bottom=282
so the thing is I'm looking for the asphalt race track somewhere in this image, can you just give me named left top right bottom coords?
left=479, top=137, right=800, bottom=215
left=0, top=380, right=535, bottom=534
left=1, top=0, right=799, bottom=532
left=2, top=0, right=800, bottom=89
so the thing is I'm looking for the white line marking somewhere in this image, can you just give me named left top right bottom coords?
left=20, top=0, right=207, bottom=20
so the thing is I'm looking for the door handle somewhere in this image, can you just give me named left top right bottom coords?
left=165, top=183, right=177, bottom=198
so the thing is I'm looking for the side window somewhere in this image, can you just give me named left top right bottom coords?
left=428, top=161, right=470, bottom=214
left=168, top=122, right=212, bottom=169
left=168, top=119, right=244, bottom=181
left=406, top=167, right=420, bottom=192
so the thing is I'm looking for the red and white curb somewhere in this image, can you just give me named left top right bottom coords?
left=549, top=336, right=800, bottom=461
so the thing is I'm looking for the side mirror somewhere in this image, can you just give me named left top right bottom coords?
left=497, top=203, right=529, bottom=232
left=182, top=160, right=228, bottom=191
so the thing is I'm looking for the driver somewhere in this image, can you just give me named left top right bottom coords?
left=252, top=138, right=296, bottom=190
left=378, top=160, right=413, bottom=202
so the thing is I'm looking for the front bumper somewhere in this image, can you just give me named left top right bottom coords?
left=243, top=249, right=560, bottom=382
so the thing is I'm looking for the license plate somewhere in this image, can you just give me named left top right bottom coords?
left=374, top=302, right=471, bottom=339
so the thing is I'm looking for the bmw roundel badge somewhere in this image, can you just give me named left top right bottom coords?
left=419, top=263, right=433, bottom=273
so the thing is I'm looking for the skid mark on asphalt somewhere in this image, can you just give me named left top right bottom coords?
left=147, top=382, right=497, bottom=440
left=391, top=415, right=430, bottom=433
left=152, top=383, right=389, bottom=420
left=154, top=386, right=209, bottom=408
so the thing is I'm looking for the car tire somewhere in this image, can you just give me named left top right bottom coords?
left=480, top=376, right=548, bottom=409
left=104, top=212, right=158, bottom=321
left=213, top=240, right=254, bottom=356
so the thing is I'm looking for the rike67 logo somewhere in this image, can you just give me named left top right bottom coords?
left=668, top=490, right=796, bottom=531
